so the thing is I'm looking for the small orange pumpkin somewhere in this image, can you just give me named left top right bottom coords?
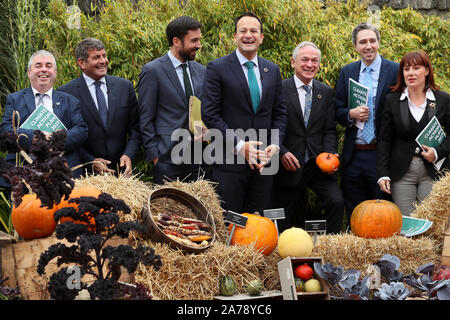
left=227, top=213, right=278, bottom=255
left=12, top=194, right=58, bottom=240
left=350, top=199, right=403, bottom=239
left=316, top=153, right=339, bottom=173
left=58, top=186, right=101, bottom=229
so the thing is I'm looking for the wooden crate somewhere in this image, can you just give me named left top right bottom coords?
left=441, top=220, right=450, bottom=266
left=0, top=235, right=133, bottom=300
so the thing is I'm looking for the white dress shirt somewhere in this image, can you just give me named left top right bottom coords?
left=31, top=87, right=53, bottom=112
left=293, top=75, right=313, bottom=116
left=167, top=50, right=195, bottom=96
left=83, top=73, right=109, bottom=111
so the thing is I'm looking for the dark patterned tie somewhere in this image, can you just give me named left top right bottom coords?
left=181, top=63, right=193, bottom=102
left=302, top=85, right=312, bottom=162
left=36, top=93, right=45, bottom=107
left=95, top=80, right=108, bottom=127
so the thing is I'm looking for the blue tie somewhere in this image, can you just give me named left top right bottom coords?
left=245, top=61, right=260, bottom=113
left=303, top=84, right=312, bottom=162
left=361, top=66, right=375, bottom=143
left=95, top=80, right=108, bottom=127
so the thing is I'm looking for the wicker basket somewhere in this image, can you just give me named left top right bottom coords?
left=141, top=187, right=216, bottom=253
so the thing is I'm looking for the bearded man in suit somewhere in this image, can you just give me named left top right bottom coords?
left=138, top=16, right=208, bottom=184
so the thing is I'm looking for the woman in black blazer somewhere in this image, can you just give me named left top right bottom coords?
left=377, top=50, right=450, bottom=215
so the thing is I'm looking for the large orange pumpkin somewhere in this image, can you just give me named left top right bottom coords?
left=57, top=186, right=101, bottom=228
left=227, top=213, right=278, bottom=255
left=12, top=194, right=58, bottom=240
left=350, top=199, right=403, bottom=239
left=316, top=153, right=339, bottom=173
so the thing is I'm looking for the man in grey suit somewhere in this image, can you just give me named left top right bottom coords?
left=138, top=16, right=207, bottom=184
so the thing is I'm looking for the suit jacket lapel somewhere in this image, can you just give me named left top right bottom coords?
left=24, top=88, right=36, bottom=116
left=52, top=90, right=64, bottom=120
left=229, top=52, right=253, bottom=112
left=105, top=75, right=117, bottom=131
left=399, top=98, right=410, bottom=132
left=77, top=75, right=106, bottom=130
left=426, top=97, right=437, bottom=120
left=161, top=54, right=188, bottom=107
left=308, top=79, right=324, bottom=130
left=188, top=61, right=202, bottom=98
left=376, top=57, right=389, bottom=109
left=286, top=77, right=304, bottom=123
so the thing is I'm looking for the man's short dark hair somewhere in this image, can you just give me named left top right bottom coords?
left=75, top=38, right=105, bottom=61
left=352, top=23, right=380, bottom=45
left=234, top=12, right=263, bottom=34
left=166, top=16, right=202, bottom=46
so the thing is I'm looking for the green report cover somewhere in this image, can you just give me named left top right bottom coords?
left=415, top=115, right=445, bottom=149
left=20, top=104, right=67, bottom=133
left=348, top=78, right=369, bottom=109
left=415, top=115, right=446, bottom=170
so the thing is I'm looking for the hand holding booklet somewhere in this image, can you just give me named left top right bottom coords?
left=20, top=104, right=67, bottom=133
left=189, top=95, right=208, bottom=141
left=415, top=115, right=446, bottom=170
left=348, top=78, right=369, bottom=130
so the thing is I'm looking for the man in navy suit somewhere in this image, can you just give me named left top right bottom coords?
left=138, top=16, right=207, bottom=184
left=335, top=23, right=399, bottom=222
left=1, top=50, right=88, bottom=196
left=202, top=12, right=287, bottom=214
left=59, top=38, right=141, bottom=177
left=1, top=50, right=88, bottom=173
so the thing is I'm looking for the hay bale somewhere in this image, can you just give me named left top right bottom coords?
left=410, top=170, right=450, bottom=250
left=134, top=239, right=281, bottom=300
left=72, top=174, right=280, bottom=299
left=74, top=172, right=151, bottom=223
left=312, top=233, right=441, bottom=276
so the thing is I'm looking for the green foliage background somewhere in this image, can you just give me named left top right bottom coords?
left=0, top=0, right=449, bottom=228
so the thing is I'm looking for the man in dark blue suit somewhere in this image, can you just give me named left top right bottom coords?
left=59, top=38, right=141, bottom=177
left=138, top=16, right=207, bottom=184
left=202, top=12, right=287, bottom=214
left=335, top=23, right=399, bottom=222
left=1, top=50, right=88, bottom=177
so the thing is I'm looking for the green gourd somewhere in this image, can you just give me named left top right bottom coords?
left=219, top=275, right=236, bottom=296
left=246, top=279, right=264, bottom=296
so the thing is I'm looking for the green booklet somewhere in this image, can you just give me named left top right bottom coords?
left=348, top=78, right=369, bottom=130
left=20, top=104, right=67, bottom=133
left=415, top=115, right=446, bottom=170
left=400, top=216, right=433, bottom=237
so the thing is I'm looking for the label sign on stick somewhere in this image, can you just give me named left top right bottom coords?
left=304, top=220, right=327, bottom=233
left=305, top=220, right=326, bottom=246
left=263, top=208, right=285, bottom=235
left=263, top=208, right=285, bottom=220
left=225, top=211, right=248, bottom=246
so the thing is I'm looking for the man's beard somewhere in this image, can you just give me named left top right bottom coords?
left=179, top=44, right=197, bottom=61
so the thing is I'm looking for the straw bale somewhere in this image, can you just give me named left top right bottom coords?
left=73, top=174, right=280, bottom=299
left=410, top=170, right=450, bottom=249
left=134, top=239, right=281, bottom=300
left=312, top=233, right=441, bottom=276
left=74, top=172, right=152, bottom=223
